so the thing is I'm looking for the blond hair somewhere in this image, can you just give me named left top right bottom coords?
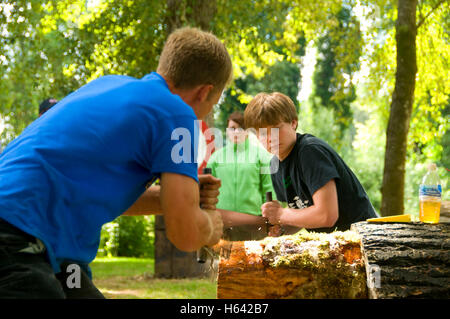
left=157, top=27, right=232, bottom=92
left=244, top=92, right=298, bottom=129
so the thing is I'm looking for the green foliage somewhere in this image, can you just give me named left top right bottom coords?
left=216, top=59, right=302, bottom=131
left=409, top=0, right=450, bottom=162
left=0, top=0, right=448, bottom=220
left=99, top=220, right=119, bottom=257
left=358, top=0, right=449, bottom=163
left=98, top=215, right=154, bottom=258
left=0, top=0, right=307, bottom=146
left=309, top=4, right=362, bottom=153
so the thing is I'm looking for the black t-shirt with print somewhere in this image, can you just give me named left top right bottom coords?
left=270, top=133, right=377, bottom=232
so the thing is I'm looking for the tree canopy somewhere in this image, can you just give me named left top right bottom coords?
left=0, top=0, right=448, bottom=214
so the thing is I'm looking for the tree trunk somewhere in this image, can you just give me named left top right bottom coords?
left=165, top=0, right=216, bottom=36
left=380, top=0, right=418, bottom=216
left=164, top=0, right=216, bottom=128
left=186, top=0, right=217, bottom=31
left=216, top=231, right=367, bottom=299
left=351, top=222, right=450, bottom=299
left=155, top=1, right=217, bottom=278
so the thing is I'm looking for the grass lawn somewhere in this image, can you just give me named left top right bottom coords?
left=90, top=257, right=217, bottom=299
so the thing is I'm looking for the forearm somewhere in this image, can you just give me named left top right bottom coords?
left=166, top=206, right=215, bottom=251
left=123, top=186, right=162, bottom=216
left=218, top=209, right=266, bottom=228
left=279, top=206, right=337, bottom=229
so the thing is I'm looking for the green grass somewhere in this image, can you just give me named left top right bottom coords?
left=90, top=257, right=217, bottom=299
left=91, top=257, right=154, bottom=279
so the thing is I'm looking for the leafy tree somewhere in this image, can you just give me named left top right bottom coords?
left=216, top=59, right=302, bottom=131
left=309, top=4, right=362, bottom=151
left=380, top=0, right=419, bottom=216
left=1, top=0, right=448, bottom=220
left=0, top=0, right=306, bottom=144
left=378, top=0, right=449, bottom=216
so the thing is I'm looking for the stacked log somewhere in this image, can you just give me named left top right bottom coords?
left=216, top=229, right=367, bottom=299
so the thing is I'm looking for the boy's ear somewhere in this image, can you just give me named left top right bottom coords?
left=291, top=120, right=298, bottom=130
left=195, top=84, right=214, bottom=103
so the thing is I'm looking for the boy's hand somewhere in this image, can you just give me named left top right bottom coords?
left=261, top=200, right=284, bottom=225
left=199, top=174, right=221, bottom=210
left=268, top=224, right=283, bottom=237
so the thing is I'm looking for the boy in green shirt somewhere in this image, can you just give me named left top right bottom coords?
left=207, top=112, right=274, bottom=240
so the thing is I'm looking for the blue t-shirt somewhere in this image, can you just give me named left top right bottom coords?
left=0, top=72, right=199, bottom=273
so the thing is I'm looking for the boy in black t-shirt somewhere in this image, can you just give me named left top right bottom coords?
left=244, top=92, right=378, bottom=233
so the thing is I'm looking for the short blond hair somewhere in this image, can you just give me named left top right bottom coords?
left=244, top=92, right=298, bottom=129
left=157, top=27, right=232, bottom=92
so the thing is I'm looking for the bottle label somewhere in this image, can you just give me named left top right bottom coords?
left=419, top=185, right=442, bottom=198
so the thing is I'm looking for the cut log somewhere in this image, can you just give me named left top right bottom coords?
left=351, top=221, right=450, bottom=299
left=216, top=229, right=367, bottom=299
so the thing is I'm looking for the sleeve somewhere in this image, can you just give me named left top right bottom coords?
left=149, top=114, right=199, bottom=183
left=299, top=145, right=340, bottom=196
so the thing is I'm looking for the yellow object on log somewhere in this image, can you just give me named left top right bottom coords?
left=366, top=214, right=411, bottom=223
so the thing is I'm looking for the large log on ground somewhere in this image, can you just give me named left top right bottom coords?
left=351, top=221, right=450, bottom=299
left=216, top=229, right=367, bottom=299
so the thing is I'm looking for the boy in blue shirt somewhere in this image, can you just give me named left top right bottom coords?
left=0, top=27, right=232, bottom=298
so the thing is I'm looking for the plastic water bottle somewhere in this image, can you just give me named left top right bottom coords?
left=419, top=163, right=442, bottom=224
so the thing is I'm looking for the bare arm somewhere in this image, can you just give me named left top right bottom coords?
left=123, top=174, right=221, bottom=216
left=262, top=179, right=339, bottom=229
left=160, top=172, right=223, bottom=252
left=218, top=209, right=267, bottom=228
left=123, top=186, right=162, bottom=216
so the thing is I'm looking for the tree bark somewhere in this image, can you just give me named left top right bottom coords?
left=164, top=0, right=216, bottom=128
left=216, top=233, right=367, bottom=299
left=351, top=222, right=450, bottom=299
left=165, top=0, right=216, bottom=34
left=380, top=0, right=417, bottom=216
left=165, top=0, right=184, bottom=36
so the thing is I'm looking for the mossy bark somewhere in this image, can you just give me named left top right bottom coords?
left=216, top=229, right=367, bottom=299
